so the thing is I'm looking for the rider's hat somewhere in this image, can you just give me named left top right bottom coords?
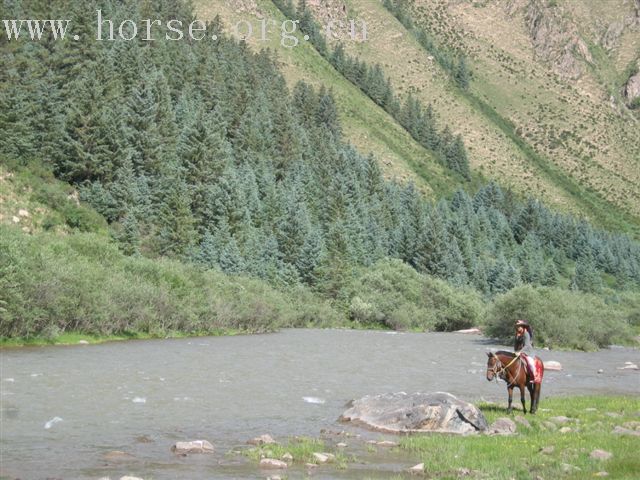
left=515, top=319, right=529, bottom=327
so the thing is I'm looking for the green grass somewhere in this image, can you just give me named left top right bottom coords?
left=457, top=68, right=640, bottom=239
left=243, top=436, right=350, bottom=468
left=376, top=1, right=640, bottom=237
left=401, top=396, right=640, bottom=479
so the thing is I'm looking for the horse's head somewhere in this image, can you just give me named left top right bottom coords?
left=486, top=351, right=501, bottom=381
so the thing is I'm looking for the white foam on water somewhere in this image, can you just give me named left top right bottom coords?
left=302, top=396, right=326, bottom=404
left=132, top=397, right=146, bottom=404
left=44, top=417, right=63, bottom=429
left=3, top=378, right=15, bottom=382
left=30, top=373, right=43, bottom=377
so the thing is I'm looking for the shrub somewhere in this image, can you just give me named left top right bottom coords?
left=422, top=276, right=486, bottom=331
left=346, top=259, right=485, bottom=331
left=485, top=285, right=632, bottom=350
left=347, top=259, right=433, bottom=330
left=0, top=226, right=341, bottom=339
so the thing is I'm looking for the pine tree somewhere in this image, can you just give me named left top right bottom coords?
left=153, top=165, right=195, bottom=257
left=571, top=254, right=603, bottom=293
left=315, top=88, right=342, bottom=140
left=117, top=212, right=141, bottom=256
left=454, top=55, right=471, bottom=90
left=488, top=254, right=521, bottom=294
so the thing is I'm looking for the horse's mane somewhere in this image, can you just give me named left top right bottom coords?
left=495, top=350, right=516, bottom=358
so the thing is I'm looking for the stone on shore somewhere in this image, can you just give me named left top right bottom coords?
left=454, top=328, right=482, bottom=334
left=312, top=452, right=335, bottom=464
left=247, top=434, right=277, bottom=445
left=488, top=417, right=517, bottom=435
left=544, top=361, right=562, bottom=371
left=408, top=463, right=425, bottom=474
left=612, top=426, right=640, bottom=436
left=339, top=392, right=488, bottom=435
left=590, top=449, right=613, bottom=460
left=259, top=458, right=288, bottom=469
left=171, top=440, right=214, bottom=454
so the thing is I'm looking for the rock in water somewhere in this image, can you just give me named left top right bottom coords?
left=339, top=392, right=488, bottom=434
left=259, top=458, right=288, bottom=469
left=171, top=440, right=214, bottom=454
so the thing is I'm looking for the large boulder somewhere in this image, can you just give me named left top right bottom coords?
left=339, top=392, right=488, bottom=435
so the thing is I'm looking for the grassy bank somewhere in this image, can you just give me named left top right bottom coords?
left=402, top=396, right=640, bottom=479
left=0, top=328, right=251, bottom=348
left=241, top=396, right=640, bottom=479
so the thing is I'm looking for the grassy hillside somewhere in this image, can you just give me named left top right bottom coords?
left=209, top=0, right=640, bottom=236
left=409, top=0, right=640, bottom=224
left=357, top=0, right=640, bottom=233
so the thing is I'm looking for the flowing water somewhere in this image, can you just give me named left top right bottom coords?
left=1, top=329, right=639, bottom=479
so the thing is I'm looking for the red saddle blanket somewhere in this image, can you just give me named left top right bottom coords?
left=532, top=356, right=543, bottom=384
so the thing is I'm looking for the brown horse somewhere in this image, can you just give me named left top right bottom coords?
left=486, top=351, right=544, bottom=414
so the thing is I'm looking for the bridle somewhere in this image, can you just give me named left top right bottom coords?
left=487, top=353, right=522, bottom=386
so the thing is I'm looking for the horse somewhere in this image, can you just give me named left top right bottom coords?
left=486, top=351, right=544, bottom=414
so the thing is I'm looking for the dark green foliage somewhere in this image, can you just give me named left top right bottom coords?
left=454, top=55, right=471, bottom=90
left=571, top=254, right=603, bottom=294
left=347, top=259, right=484, bottom=331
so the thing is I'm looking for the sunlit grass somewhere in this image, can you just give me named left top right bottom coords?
left=401, top=396, right=640, bottom=479
left=243, top=436, right=350, bottom=468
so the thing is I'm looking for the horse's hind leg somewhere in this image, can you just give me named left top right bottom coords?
left=532, top=383, right=541, bottom=414
left=528, top=384, right=535, bottom=414
left=519, top=386, right=527, bottom=414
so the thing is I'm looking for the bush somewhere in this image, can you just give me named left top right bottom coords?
left=422, top=276, right=486, bottom=331
left=346, top=259, right=485, bottom=331
left=0, top=226, right=341, bottom=339
left=347, top=259, right=432, bottom=330
left=485, top=285, right=632, bottom=350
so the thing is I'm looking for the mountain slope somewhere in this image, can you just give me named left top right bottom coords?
left=207, top=0, right=640, bottom=236
left=196, top=1, right=463, bottom=198
left=343, top=0, right=640, bottom=232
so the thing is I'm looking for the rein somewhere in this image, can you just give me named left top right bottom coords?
left=488, top=353, right=523, bottom=386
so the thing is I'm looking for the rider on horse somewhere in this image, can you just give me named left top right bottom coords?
left=514, top=319, right=536, bottom=383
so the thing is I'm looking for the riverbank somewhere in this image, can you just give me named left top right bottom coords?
left=242, top=395, right=640, bottom=479
left=0, top=329, right=250, bottom=348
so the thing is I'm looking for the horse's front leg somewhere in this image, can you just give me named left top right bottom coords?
left=507, top=386, right=514, bottom=414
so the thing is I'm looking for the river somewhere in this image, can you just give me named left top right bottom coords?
left=1, top=329, right=638, bottom=479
